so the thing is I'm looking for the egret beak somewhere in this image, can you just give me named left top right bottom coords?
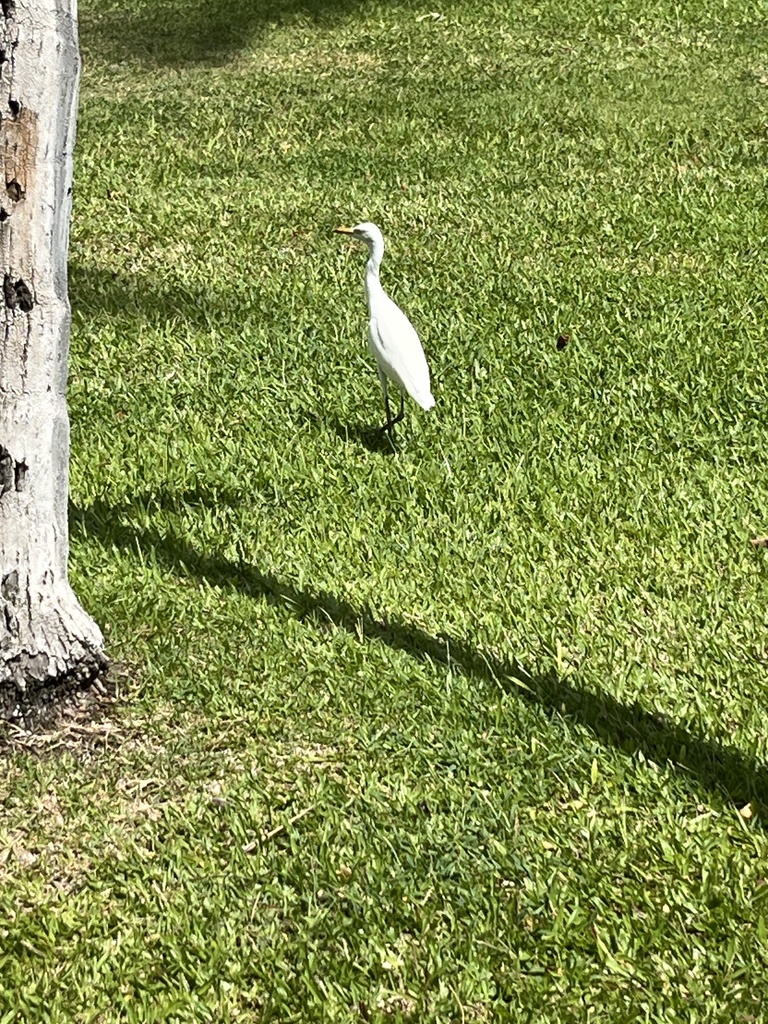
left=334, top=226, right=355, bottom=235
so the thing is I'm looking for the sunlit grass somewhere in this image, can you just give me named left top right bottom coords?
left=1, top=0, right=768, bottom=1020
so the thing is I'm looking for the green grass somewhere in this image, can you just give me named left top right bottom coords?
left=2, top=0, right=768, bottom=1019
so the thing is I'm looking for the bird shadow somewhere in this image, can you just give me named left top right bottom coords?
left=329, top=418, right=398, bottom=455
left=70, top=489, right=768, bottom=822
left=295, top=410, right=397, bottom=456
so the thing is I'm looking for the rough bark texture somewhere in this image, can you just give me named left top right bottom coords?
left=0, top=0, right=106, bottom=725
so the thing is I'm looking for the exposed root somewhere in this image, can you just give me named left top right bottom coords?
left=0, top=650, right=116, bottom=733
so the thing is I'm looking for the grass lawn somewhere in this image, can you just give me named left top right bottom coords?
left=2, top=0, right=768, bottom=1019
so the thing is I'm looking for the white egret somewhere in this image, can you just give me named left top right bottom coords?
left=335, top=221, right=435, bottom=436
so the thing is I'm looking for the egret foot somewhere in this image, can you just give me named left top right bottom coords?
left=380, top=390, right=405, bottom=435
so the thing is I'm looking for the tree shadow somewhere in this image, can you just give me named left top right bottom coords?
left=69, top=264, right=244, bottom=332
left=70, top=490, right=768, bottom=819
left=79, top=0, right=364, bottom=67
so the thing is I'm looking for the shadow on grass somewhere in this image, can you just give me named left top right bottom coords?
left=69, top=264, right=237, bottom=332
left=69, top=267, right=396, bottom=452
left=71, top=491, right=768, bottom=817
left=327, top=417, right=398, bottom=454
left=80, top=0, right=364, bottom=67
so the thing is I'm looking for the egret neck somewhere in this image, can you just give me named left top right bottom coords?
left=364, top=234, right=385, bottom=314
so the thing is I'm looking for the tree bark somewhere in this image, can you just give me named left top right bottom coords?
left=0, top=0, right=105, bottom=724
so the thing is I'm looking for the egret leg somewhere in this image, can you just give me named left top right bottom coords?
left=391, top=391, right=405, bottom=427
left=378, top=372, right=395, bottom=435
left=378, top=376, right=406, bottom=437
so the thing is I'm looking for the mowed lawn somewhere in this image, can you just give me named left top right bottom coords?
left=2, top=0, right=768, bottom=1019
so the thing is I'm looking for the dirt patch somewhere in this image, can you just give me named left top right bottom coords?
left=0, top=663, right=131, bottom=759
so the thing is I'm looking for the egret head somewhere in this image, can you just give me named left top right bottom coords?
left=334, top=221, right=384, bottom=252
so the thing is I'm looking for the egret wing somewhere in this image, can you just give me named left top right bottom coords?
left=369, top=293, right=434, bottom=408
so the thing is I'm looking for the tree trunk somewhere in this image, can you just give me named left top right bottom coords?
left=0, top=0, right=105, bottom=724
